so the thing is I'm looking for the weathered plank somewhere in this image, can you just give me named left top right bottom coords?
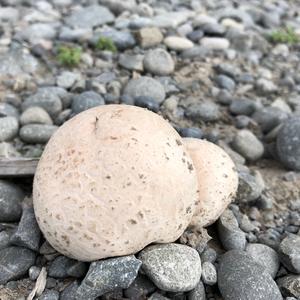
left=0, top=158, right=39, bottom=177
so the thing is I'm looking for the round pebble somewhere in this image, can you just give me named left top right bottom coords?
left=0, top=117, right=19, bottom=142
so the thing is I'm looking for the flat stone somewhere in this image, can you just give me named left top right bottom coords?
left=19, top=124, right=58, bottom=144
left=10, top=205, right=41, bottom=252
left=200, top=37, right=230, bottom=50
left=134, top=96, right=160, bottom=113
left=277, top=117, right=300, bottom=171
left=0, top=247, right=36, bottom=284
left=66, top=5, right=115, bottom=29
left=20, top=107, right=53, bottom=126
left=246, top=243, right=279, bottom=278
left=76, top=255, right=141, bottom=299
left=0, top=103, right=19, bottom=118
left=278, top=234, right=300, bottom=274
left=201, top=262, right=217, bottom=285
left=22, top=90, right=63, bottom=119
left=218, top=250, right=283, bottom=300
left=119, top=54, right=144, bottom=72
left=185, top=102, right=220, bottom=122
left=123, top=76, right=166, bottom=104
left=38, top=289, right=60, bottom=300
left=57, top=71, right=82, bottom=89
left=215, top=74, right=236, bottom=91
left=0, top=180, right=24, bottom=222
left=143, top=49, right=174, bottom=76
left=164, top=36, right=194, bottom=51
left=217, top=209, right=246, bottom=250
left=136, top=27, right=164, bottom=48
left=124, top=274, right=156, bottom=299
left=71, top=91, right=105, bottom=114
left=0, top=116, right=19, bottom=142
left=277, top=275, right=300, bottom=298
left=60, top=280, right=79, bottom=300
left=232, top=130, right=264, bottom=161
left=139, top=243, right=201, bottom=292
left=229, top=99, right=256, bottom=116
left=18, top=23, right=57, bottom=44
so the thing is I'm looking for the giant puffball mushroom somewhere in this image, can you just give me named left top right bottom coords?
left=183, top=138, right=238, bottom=228
left=33, top=105, right=199, bottom=261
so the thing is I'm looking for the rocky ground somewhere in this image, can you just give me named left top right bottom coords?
left=0, top=0, right=300, bottom=299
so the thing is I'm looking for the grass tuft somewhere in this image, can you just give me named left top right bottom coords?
left=95, top=37, right=117, bottom=53
left=57, top=46, right=82, bottom=67
left=269, top=27, right=300, bottom=45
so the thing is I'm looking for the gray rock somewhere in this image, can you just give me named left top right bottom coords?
left=119, top=54, right=144, bottom=71
left=10, top=205, right=41, bottom=251
left=0, top=180, right=24, bottom=222
left=278, top=234, right=300, bottom=274
left=185, top=102, right=220, bottom=122
left=0, top=117, right=19, bottom=142
left=187, top=280, right=206, bottom=300
left=149, top=293, right=170, bottom=300
left=139, top=243, right=201, bottom=292
left=38, top=87, right=72, bottom=109
left=49, top=256, right=87, bottom=278
left=136, top=27, right=164, bottom=48
left=187, top=30, right=204, bottom=42
left=277, top=117, right=300, bottom=171
left=258, top=229, right=281, bottom=250
left=0, top=246, right=36, bottom=284
left=18, top=23, right=57, bottom=44
left=217, top=209, right=246, bottom=250
left=246, top=243, right=279, bottom=278
left=71, top=91, right=105, bottom=114
left=60, top=280, right=79, bottom=300
left=252, top=107, right=288, bottom=133
left=215, top=75, right=236, bottom=91
left=92, top=30, right=136, bottom=50
left=0, top=103, right=19, bottom=118
left=66, top=5, right=115, bottom=29
left=123, top=76, right=166, bottom=104
left=277, top=275, right=300, bottom=298
left=56, top=71, right=81, bottom=89
left=19, top=124, right=58, bottom=144
left=201, top=22, right=225, bottom=36
left=29, top=266, right=41, bottom=281
left=20, top=107, right=53, bottom=126
left=232, top=130, right=264, bottom=161
left=22, top=90, right=63, bottom=118
left=237, top=171, right=264, bottom=203
left=59, top=26, right=93, bottom=42
left=0, top=230, right=12, bottom=250
left=124, top=274, right=156, bottom=299
left=200, top=37, right=230, bottom=50
left=76, top=255, right=141, bottom=299
left=0, top=142, right=20, bottom=158
left=100, top=0, right=136, bottom=15
left=229, top=99, right=256, bottom=116
left=134, top=96, right=159, bottom=113
left=38, top=290, right=60, bottom=300
left=181, top=46, right=210, bottom=59
left=218, top=250, right=283, bottom=300
left=143, top=49, right=175, bottom=76
left=201, top=262, right=217, bottom=285
left=256, top=78, right=278, bottom=94
left=200, top=247, right=217, bottom=263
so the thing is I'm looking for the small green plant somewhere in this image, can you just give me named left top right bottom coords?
left=269, top=27, right=300, bottom=45
left=57, top=46, right=82, bottom=67
left=95, top=37, right=117, bottom=53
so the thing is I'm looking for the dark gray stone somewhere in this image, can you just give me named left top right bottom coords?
left=19, top=124, right=58, bottom=144
left=66, top=5, right=114, bottom=29
left=278, top=234, right=300, bottom=274
left=201, top=22, right=225, bottom=36
left=246, top=243, right=279, bottom=278
left=10, top=205, right=41, bottom=251
left=124, top=77, right=166, bottom=104
left=187, top=30, right=204, bottom=42
left=217, top=209, right=246, bottom=250
left=0, top=230, right=12, bottom=250
left=76, top=255, right=141, bottom=299
left=38, top=289, right=60, bottom=300
left=178, top=127, right=203, bottom=139
left=0, top=103, right=19, bottom=118
left=218, top=250, right=283, bottom=300
left=201, top=262, right=217, bottom=285
left=277, top=275, right=300, bottom=298
left=0, top=180, right=24, bottom=222
left=0, top=116, right=19, bottom=142
left=139, top=243, right=201, bottom=292
left=20, top=107, right=53, bottom=126
left=49, top=256, right=87, bottom=278
left=60, top=281, right=79, bottom=300
left=187, top=280, right=206, bottom=300
left=185, top=102, right=220, bottom=122
left=149, top=293, right=170, bottom=300
left=29, top=266, right=41, bottom=281
left=124, top=274, right=156, bottom=299
left=229, top=99, right=256, bottom=116
left=0, top=246, right=36, bottom=284
left=118, top=54, right=144, bottom=71
left=258, top=229, right=281, bottom=250
left=22, top=90, right=63, bottom=119
left=71, top=91, right=105, bottom=114
left=215, top=75, right=236, bottom=91
left=200, top=247, right=217, bottom=263
left=277, top=117, right=300, bottom=171
left=134, top=96, right=159, bottom=113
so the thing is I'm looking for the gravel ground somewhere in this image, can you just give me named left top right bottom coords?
left=0, top=0, right=300, bottom=299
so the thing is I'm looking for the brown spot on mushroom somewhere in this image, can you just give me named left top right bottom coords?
left=55, top=214, right=61, bottom=220
left=176, top=139, right=183, bottom=146
left=128, top=219, right=137, bottom=225
left=187, top=162, right=194, bottom=172
left=106, top=175, right=111, bottom=179
left=110, top=136, right=118, bottom=140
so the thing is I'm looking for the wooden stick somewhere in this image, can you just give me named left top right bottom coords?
left=0, top=158, right=39, bottom=177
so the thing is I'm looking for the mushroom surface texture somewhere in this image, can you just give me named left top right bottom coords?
left=183, top=138, right=238, bottom=228
left=33, top=105, right=199, bottom=261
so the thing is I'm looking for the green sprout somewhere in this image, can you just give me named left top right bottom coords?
left=57, top=46, right=82, bottom=67
left=269, top=27, right=300, bottom=45
left=95, top=36, right=117, bottom=53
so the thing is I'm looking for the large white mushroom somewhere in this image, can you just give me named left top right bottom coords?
left=183, top=138, right=238, bottom=228
left=33, top=105, right=199, bottom=261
